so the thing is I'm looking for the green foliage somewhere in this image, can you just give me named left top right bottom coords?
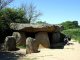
left=0, top=8, right=29, bottom=43
left=61, top=21, right=79, bottom=30
left=0, top=8, right=29, bottom=29
left=17, top=44, right=26, bottom=49
left=62, top=28, right=80, bottom=43
left=36, top=21, right=47, bottom=24
left=25, top=58, right=37, bottom=60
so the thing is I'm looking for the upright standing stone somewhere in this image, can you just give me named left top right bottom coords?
left=4, top=36, right=16, bottom=51
left=52, top=32, right=60, bottom=43
left=26, top=37, right=36, bottom=54
left=0, top=44, right=3, bottom=51
left=50, top=32, right=61, bottom=48
left=12, top=32, right=21, bottom=43
left=12, top=32, right=26, bottom=45
left=35, top=32, right=50, bottom=48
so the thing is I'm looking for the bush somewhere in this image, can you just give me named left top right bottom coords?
left=62, top=28, right=80, bottom=43
left=61, top=21, right=79, bottom=30
left=0, top=8, right=28, bottom=43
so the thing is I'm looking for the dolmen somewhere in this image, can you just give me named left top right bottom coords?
left=10, top=23, right=71, bottom=53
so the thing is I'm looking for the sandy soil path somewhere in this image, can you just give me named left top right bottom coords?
left=19, top=40, right=80, bottom=60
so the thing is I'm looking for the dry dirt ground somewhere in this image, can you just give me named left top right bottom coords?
left=19, top=40, right=80, bottom=60
left=0, top=40, right=80, bottom=60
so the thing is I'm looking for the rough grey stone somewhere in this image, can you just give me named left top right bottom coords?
left=35, top=32, right=50, bottom=48
left=26, top=37, right=36, bottom=54
left=12, top=32, right=26, bottom=45
left=52, top=32, right=60, bottom=43
left=4, top=36, right=16, bottom=51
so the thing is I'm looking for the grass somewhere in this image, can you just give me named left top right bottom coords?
left=17, top=44, right=26, bottom=49
left=25, top=58, right=37, bottom=60
left=62, top=28, right=80, bottom=43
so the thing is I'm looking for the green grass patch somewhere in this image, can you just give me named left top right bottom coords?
left=25, top=58, right=37, bottom=60
left=17, top=44, right=26, bottom=49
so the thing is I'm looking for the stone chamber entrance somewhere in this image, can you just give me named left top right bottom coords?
left=10, top=23, right=67, bottom=49
left=25, top=32, right=66, bottom=48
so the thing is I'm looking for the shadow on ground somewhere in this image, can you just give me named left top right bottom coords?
left=0, top=51, right=25, bottom=60
left=50, top=42, right=74, bottom=49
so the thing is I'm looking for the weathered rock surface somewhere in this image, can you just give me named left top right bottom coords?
left=10, top=23, right=64, bottom=49
left=52, top=32, right=61, bottom=43
left=50, top=32, right=61, bottom=48
left=12, top=32, right=26, bottom=45
left=10, top=23, right=63, bottom=32
left=26, top=37, right=36, bottom=54
left=4, top=36, right=16, bottom=51
left=35, top=32, right=50, bottom=48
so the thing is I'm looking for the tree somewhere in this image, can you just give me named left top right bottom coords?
left=0, top=8, right=26, bottom=43
left=36, top=21, right=47, bottom=24
left=61, top=21, right=79, bottom=30
left=21, top=3, right=42, bottom=23
left=0, top=8, right=28, bottom=29
left=0, top=0, right=14, bottom=43
left=0, top=0, right=13, bottom=10
left=72, top=21, right=78, bottom=27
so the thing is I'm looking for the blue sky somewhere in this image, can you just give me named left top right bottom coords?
left=8, top=0, right=80, bottom=24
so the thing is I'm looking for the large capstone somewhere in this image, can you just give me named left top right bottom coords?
left=4, top=36, right=16, bottom=51
left=35, top=32, right=50, bottom=48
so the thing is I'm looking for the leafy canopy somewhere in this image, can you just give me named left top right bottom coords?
left=61, top=21, right=79, bottom=30
left=0, top=8, right=28, bottom=29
